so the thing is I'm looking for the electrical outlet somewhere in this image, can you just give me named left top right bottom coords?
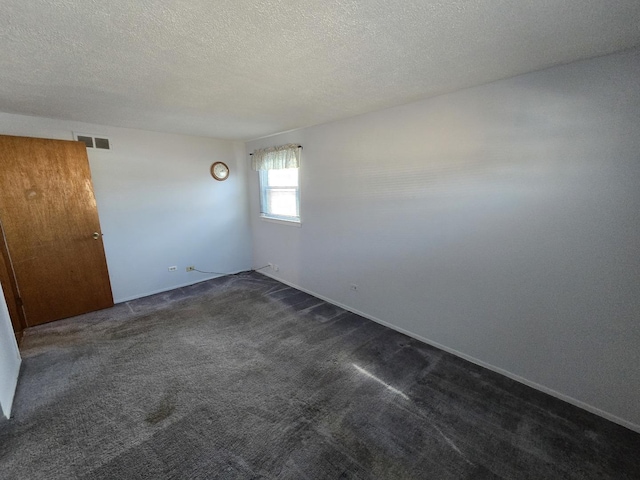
left=168, top=266, right=177, bottom=272
left=273, top=264, right=280, bottom=272
left=186, top=266, right=195, bottom=272
left=350, top=284, right=358, bottom=291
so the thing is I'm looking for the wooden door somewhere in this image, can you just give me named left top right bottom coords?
left=0, top=135, right=113, bottom=327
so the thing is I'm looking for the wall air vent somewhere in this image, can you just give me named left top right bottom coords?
left=73, top=132, right=112, bottom=151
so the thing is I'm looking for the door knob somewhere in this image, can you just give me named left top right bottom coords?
left=92, top=232, right=101, bottom=240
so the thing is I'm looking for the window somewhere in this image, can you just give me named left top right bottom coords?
left=252, top=143, right=301, bottom=223
left=259, top=167, right=300, bottom=222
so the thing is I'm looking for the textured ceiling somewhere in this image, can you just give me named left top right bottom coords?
left=1, top=1, right=639, bottom=140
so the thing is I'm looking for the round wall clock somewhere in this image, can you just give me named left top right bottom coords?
left=210, top=162, right=229, bottom=181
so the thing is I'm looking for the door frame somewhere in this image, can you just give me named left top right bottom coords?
left=0, top=218, right=27, bottom=344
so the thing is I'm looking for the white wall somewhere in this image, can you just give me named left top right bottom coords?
left=0, top=283, right=21, bottom=418
left=247, top=48, right=640, bottom=431
left=0, top=113, right=253, bottom=302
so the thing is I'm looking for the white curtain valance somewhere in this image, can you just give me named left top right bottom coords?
left=251, top=143, right=301, bottom=171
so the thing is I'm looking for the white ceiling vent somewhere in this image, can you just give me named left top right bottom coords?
left=73, top=132, right=112, bottom=151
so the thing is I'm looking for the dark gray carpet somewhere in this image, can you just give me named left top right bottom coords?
left=1, top=271, right=638, bottom=479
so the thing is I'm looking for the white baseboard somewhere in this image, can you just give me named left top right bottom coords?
left=258, top=270, right=640, bottom=434
left=114, top=269, right=248, bottom=304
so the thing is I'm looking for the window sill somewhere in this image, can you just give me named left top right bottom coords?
left=259, top=215, right=301, bottom=227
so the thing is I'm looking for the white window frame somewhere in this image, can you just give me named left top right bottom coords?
left=259, top=168, right=301, bottom=224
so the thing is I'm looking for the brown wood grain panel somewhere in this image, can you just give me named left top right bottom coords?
left=0, top=135, right=113, bottom=327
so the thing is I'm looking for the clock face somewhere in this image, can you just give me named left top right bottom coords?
left=211, top=162, right=229, bottom=181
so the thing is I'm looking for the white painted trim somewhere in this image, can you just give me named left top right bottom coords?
left=259, top=215, right=301, bottom=227
left=0, top=357, right=21, bottom=419
left=113, top=268, right=248, bottom=303
left=258, top=271, right=640, bottom=434
left=0, top=278, right=21, bottom=419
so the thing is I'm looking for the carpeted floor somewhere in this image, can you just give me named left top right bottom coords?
left=0, top=271, right=638, bottom=479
